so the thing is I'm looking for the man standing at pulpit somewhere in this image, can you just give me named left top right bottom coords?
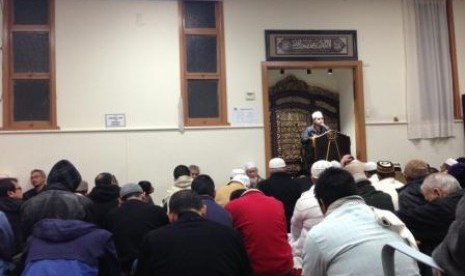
left=301, top=111, right=329, bottom=143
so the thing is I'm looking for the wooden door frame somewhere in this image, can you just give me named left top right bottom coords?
left=261, top=60, right=367, bottom=175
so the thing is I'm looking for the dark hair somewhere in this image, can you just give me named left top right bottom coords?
left=456, top=157, right=465, bottom=164
left=138, top=181, right=154, bottom=194
left=0, top=178, right=16, bottom=197
left=314, top=167, right=357, bottom=207
left=168, top=190, right=203, bottom=214
left=448, top=163, right=465, bottom=188
left=378, top=171, right=395, bottom=180
left=30, top=169, right=46, bottom=178
left=229, top=189, right=246, bottom=201
left=173, top=165, right=190, bottom=180
left=95, top=172, right=116, bottom=186
left=191, top=174, right=215, bottom=196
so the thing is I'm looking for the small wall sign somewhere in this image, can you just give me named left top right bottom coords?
left=105, top=113, right=126, bottom=128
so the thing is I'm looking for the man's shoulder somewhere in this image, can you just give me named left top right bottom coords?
left=203, top=197, right=224, bottom=209
left=309, top=205, right=373, bottom=244
left=295, top=191, right=318, bottom=208
left=23, top=189, right=70, bottom=204
left=23, top=188, right=35, bottom=196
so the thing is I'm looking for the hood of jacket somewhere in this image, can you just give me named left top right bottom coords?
left=46, top=160, right=82, bottom=192
left=31, top=218, right=97, bottom=243
left=174, top=175, right=192, bottom=189
left=88, top=185, right=120, bottom=202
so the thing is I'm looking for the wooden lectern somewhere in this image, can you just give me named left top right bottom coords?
left=301, top=130, right=351, bottom=173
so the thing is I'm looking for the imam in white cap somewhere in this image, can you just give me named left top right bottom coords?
left=312, top=111, right=323, bottom=120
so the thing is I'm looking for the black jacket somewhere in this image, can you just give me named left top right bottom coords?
left=104, top=199, right=168, bottom=272
left=88, top=185, right=120, bottom=228
left=136, top=211, right=252, bottom=276
left=0, top=197, right=22, bottom=254
left=433, top=195, right=465, bottom=275
left=397, top=177, right=427, bottom=211
left=397, top=189, right=465, bottom=255
left=258, top=172, right=302, bottom=232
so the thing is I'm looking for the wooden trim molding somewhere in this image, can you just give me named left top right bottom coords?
left=447, top=0, right=461, bottom=119
left=178, top=0, right=228, bottom=126
left=2, top=0, right=57, bottom=130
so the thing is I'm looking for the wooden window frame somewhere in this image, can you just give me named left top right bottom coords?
left=2, top=0, right=57, bottom=130
left=447, top=0, right=461, bottom=119
left=179, top=0, right=228, bottom=126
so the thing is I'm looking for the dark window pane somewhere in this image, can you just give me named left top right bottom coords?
left=186, top=35, right=217, bottom=73
left=13, top=0, right=49, bottom=25
left=13, top=79, right=50, bottom=121
left=185, top=2, right=216, bottom=28
left=13, top=32, right=49, bottom=73
left=187, top=80, right=219, bottom=118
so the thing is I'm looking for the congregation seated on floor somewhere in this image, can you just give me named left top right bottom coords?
left=0, top=155, right=464, bottom=276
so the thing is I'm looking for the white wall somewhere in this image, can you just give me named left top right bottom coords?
left=1, top=0, right=464, bottom=204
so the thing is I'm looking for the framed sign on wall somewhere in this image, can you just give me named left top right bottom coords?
left=265, top=30, right=358, bottom=61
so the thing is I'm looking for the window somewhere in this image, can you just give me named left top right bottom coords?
left=179, top=0, right=227, bottom=126
left=2, top=0, right=56, bottom=129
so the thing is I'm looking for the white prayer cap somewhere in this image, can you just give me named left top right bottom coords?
left=244, top=161, right=257, bottom=170
left=364, top=161, right=377, bottom=172
left=312, top=111, right=323, bottom=120
left=269, top=158, right=286, bottom=169
left=230, top=168, right=245, bottom=178
left=445, top=158, right=458, bottom=166
left=311, top=160, right=332, bottom=179
left=330, top=160, right=342, bottom=168
left=231, top=174, right=250, bottom=188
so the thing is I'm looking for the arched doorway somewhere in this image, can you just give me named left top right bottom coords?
left=261, top=61, right=367, bottom=176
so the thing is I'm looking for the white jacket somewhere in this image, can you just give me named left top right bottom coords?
left=290, top=186, right=324, bottom=262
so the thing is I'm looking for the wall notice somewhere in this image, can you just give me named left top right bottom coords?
left=105, top=114, right=126, bottom=128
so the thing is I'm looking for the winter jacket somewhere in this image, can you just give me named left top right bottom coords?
left=20, top=160, right=94, bottom=239
left=258, top=172, right=302, bottom=232
left=88, top=185, right=120, bottom=228
left=397, top=178, right=427, bottom=211
left=104, top=199, right=169, bottom=272
left=433, top=195, right=465, bottom=275
left=0, top=211, right=14, bottom=275
left=397, top=189, right=465, bottom=255
left=0, top=197, right=22, bottom=254
left=162, top=175, right=192, bottom=205
left=22, top=218, right=119, bottom=276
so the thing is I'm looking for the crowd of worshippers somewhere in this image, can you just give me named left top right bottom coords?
left=0, top=156, right=464, bottom=276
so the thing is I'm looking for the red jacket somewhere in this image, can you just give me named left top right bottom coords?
left=226, top=190, right=293, bottom=276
